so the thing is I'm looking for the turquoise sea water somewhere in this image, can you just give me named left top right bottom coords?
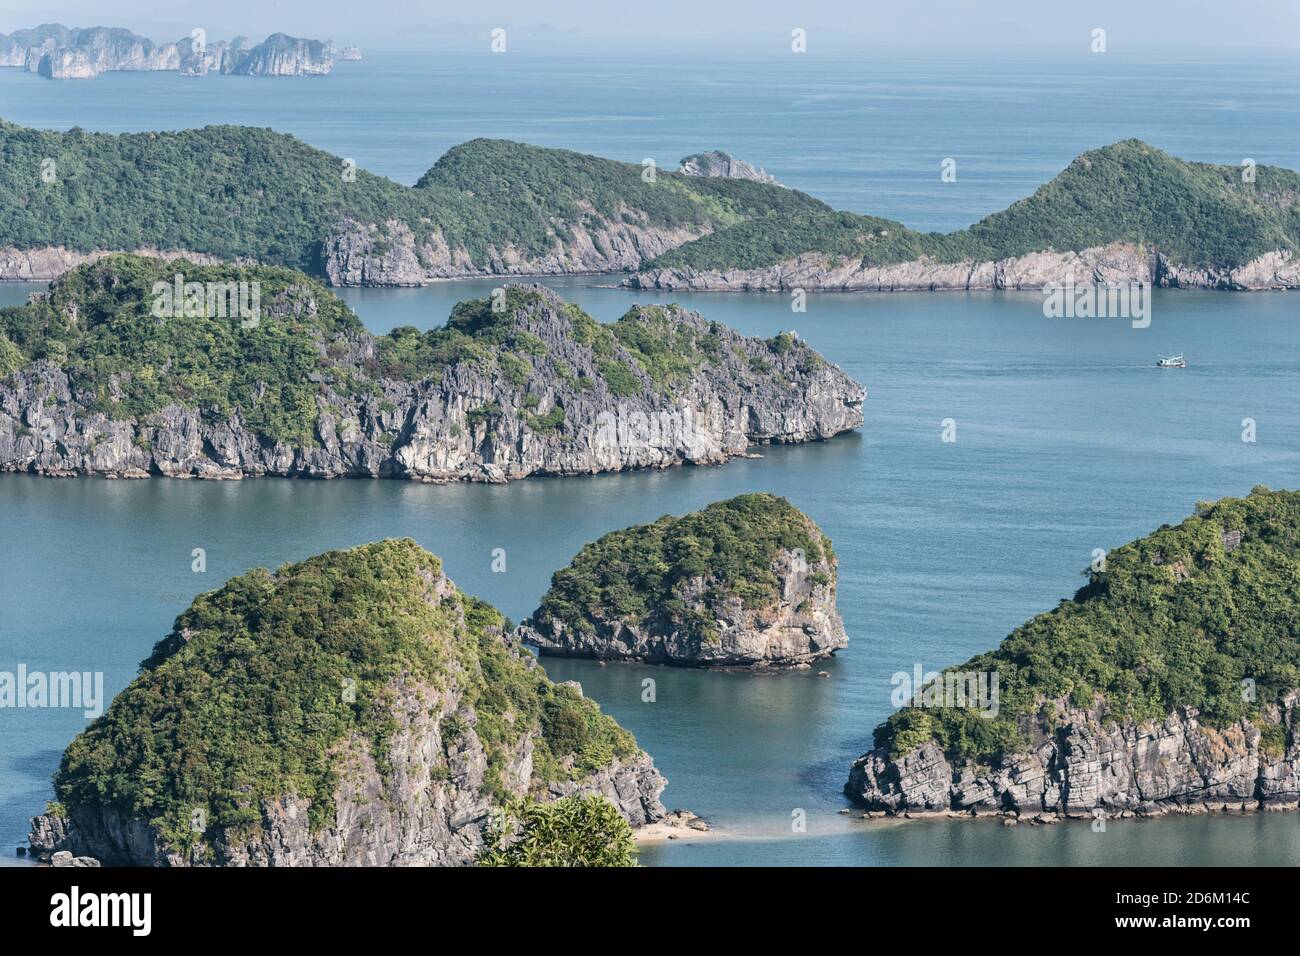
left=1, top=51, right=1299, bottom=866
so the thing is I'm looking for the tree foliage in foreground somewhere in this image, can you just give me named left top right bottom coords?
left=478, top=795, right=637, bottom=867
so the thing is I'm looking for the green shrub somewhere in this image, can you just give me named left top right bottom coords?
left=477, top=795, right=636, bottom=867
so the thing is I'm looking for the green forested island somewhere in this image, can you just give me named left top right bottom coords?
left=29, top=539, right=664, bottom=866
left=848, top=487, right=1300, bottom=818
left=1, top=121, right=1296, bottom=289
left=521, top=494, right=848, bottom=667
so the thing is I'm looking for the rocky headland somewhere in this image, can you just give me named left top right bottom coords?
left=625, top=244, right=1300, bottom=293
left=519, top=493, right=848, bottom=667
left=845, top=487, right=1300, bottom=822
left=0, top=256, right=864, bottom=480
left=28, top=539, right=667, bottom=866
left=0, top=25, right=347, bottom=80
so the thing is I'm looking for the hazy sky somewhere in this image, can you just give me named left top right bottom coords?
left=2, top=0, right=1298, bottom=53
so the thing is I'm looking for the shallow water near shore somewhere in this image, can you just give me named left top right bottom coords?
left=3, top=281, right=1300, bottom=866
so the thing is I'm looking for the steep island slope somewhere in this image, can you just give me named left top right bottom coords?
left=520, top=494, right=847, bottom=667
left=0, top=256, right=864, bottom=480
left=630, top=140, right=1300, bottom=291
left=0, top=122, right=826, bottom=282
left=846, top=487, right=1300, bottom=820
left=29, top=539, right=666, bottom=866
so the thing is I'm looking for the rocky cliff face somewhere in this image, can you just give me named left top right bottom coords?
left=846, top=693, right=1300, bottom=819
left=36, top=29, right=179, bottom=79
left=625, top=244, right=1300, bottom=292
left=321, top=216, right=710, bottom=286
left=179, top=39, right=248, bottom=77
left=0, top=25, right=335, bottom=79
left=31, top=705, right=665, bottom=867
left=233, top=33, right=333, bottom=76
left=0, top=245, right=227, bottom=281
left=28, top=542, right=667, bottom=866
left=678, top=151, right=783, bottom=186
left=0, top=281, right=864, bottom=481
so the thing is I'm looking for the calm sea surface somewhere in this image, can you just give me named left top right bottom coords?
left=1, top=51, right=1298, bottom=865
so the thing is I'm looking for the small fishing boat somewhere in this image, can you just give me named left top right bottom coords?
left=1156, top=354, right=1186, bottom=368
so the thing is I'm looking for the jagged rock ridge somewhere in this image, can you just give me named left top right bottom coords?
left=846, top=694, right=1300, bottom=820
left=0, top=258, right=865, bottom=481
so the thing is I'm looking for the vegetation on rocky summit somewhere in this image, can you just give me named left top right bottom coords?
left=873, top=487, right=1300, bottom=766
left=414, top=137, right=829, bottom=265
left=0, top=255, right=361, bottom=445
left=533, top=493, right=832, bottom=644
left=51, top=539, right=639, bottom=855
left=0, top=259, right=809, bottom=449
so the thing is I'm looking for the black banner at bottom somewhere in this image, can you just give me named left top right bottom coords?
left=0, top=864, right=1275, bottom=942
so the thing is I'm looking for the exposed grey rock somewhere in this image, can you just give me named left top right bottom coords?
left=233, top=33, right=332, bottom=76
left=29, top=561, right=666, bottom=867
left=0, top=283, right=864, bottom=481
left=1155, top=249, right=1300, bottom=290
left=321, top=216, right=710, bottom=286
left=846, top=691, right=1300, bottom=818
left=679, top=151, right=783, bottom=186
left=0, top=246, right=227, bottom=281
left=625, top=243, right=1300, bottom=292
left=45, top=849, right=100, bottom=866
